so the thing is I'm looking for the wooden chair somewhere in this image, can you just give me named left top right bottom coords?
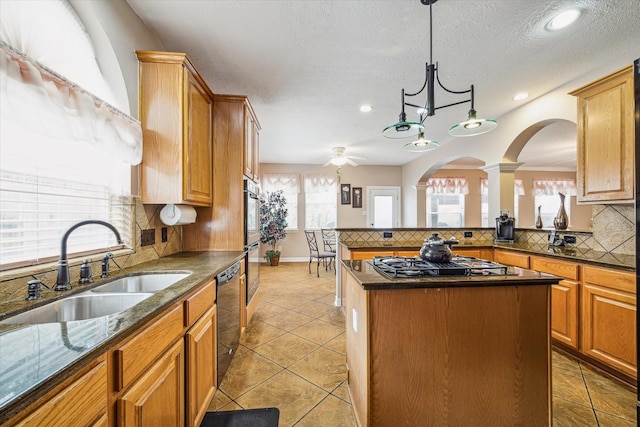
left=304, top=230, right=336, bottom=277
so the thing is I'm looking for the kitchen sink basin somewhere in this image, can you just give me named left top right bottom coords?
left=1, top=293, right=153, bottom=325
left=90, top=273, right=190, bottom=294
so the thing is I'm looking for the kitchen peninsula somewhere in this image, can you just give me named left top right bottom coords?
left=343, top=259, right=560, bottom=427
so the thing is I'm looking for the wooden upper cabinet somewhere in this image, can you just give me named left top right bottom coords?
left=243, top=103, right=261, bottom=181
left=570, top=65, right=634, bottom=204
left=136, top=50, right=213, bottom=206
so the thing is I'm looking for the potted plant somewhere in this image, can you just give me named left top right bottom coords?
left=259, top=190, right=288, bottom=266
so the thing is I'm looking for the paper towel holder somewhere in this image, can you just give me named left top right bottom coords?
left=159, top=203, right=197, bottom=226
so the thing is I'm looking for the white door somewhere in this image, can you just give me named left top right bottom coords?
left=366, top=186, right=401, bottom=228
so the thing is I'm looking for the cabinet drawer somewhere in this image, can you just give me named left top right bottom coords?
left=115, top=304, right=184, bottom=391
left=583, top=265, right=635, bottom=293
left=494, top=250, right=529, bottom=269
left=530, top=257, right=579, bottom=280
left=351, top=250, right=393, bottom=260
left=14, top=359, right=107, bottom=427
left=184, top=279, right=215, bottom=327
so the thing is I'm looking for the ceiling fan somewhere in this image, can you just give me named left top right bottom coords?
left=323, top=147, right=359, bottom=167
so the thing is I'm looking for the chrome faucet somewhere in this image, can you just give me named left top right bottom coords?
left=55, top=220, right=123, bottom=291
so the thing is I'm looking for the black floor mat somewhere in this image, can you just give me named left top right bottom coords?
left=200, top=408, right=280, bottom=427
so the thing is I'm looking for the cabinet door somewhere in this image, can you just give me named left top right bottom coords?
left=184, top=71, right=213, bottom=205
left=243, top=106, right=254, bottom=179
left=571, top=66, right=634, bottom=203
left=118, top=340, right=185, bottom=427
left=186, top=306, right=217, bottom=427
left=15, top=360, right=107, bottom=427
left=551, top=280, right=579, bottom=348
left=582, top=283, right=636, bottom=377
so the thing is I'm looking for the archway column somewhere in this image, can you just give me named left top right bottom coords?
left=481, top=162, right=523, bottom=226
left=413, top=183, right=427, bottom=227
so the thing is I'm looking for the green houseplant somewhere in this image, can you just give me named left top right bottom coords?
left=259, top=190, right=288, bottom=266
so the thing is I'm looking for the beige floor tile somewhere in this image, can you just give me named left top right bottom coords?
left=581, top=365, right=637, bottom=422
left=324, top=332, right=346, bottom=355
left=552, top=397, right=598, bottom=427
left=263, top=309, right=315, bottom=331
left=251, top=301, right=289, bottom=322
left=292, top=300, right=336, bottom=318
left=291, top=318, right=344, bottom=345
left=289, top=347, right=347, bottom=392
left=239, top=320, right=286, bottom=349
left=207, top=389, right=232, bottom=411
left=295, top=394, right=357, bottom=427
left=552, top=366, right=591, bottom=406
left=318, top=307, right=345, bottom=326
left=595, top=411, right=638, bottom=426
left=331, top=380, right=351, bottom=404
left=219, top=350, right=283, bottom=399
left=218, top=401, right=243, bottom=411
left=253, top=333, right=319, bottom=367
left=553, top=350, right=582, bottom=373
left=235, top=370, right=326, bottom=426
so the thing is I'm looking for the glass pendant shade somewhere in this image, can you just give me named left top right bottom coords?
left=382, top=121, right=424, bottom=139
left=448, top=109, right=497, bottom=137
left=403, top=132, right=440, bottom=152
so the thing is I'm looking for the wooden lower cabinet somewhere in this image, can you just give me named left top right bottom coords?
left=9, top=358, right=107, bottom=427
left=117, top=340, right=185, bottom=426
left=494, top=249, right=530, bottom=268
left=345, top=270, right=551, bottom=427
left=530, top=256, right=580, bottom=349
left=581, top=265, right=636, bottom=378
left=185, top=306, right=217, bottom=427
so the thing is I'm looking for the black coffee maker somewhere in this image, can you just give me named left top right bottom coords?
left=495, top=210, right=515, bottom=243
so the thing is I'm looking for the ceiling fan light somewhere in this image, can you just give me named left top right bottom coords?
left=382, top=121, right=424, bottom=139
left=330, top=156, right=348, bottom=166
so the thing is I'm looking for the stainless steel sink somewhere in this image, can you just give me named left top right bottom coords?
left=90, top=273, right=190, bottom=294
left=1, top=293, right=152, bottom=324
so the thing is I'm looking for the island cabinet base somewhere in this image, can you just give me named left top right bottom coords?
left=345, top=273, right=552, bottom=427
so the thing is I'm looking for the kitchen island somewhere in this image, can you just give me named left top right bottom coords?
left=343, top=259, right=560, bottom=427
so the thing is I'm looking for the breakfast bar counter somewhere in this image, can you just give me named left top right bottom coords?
left=343, top=259, right=560, bottom=427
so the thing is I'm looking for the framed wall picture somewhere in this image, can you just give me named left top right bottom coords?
left=352, top=187, right=362, bottom=208
left=341, top=184, right=351, bottom=205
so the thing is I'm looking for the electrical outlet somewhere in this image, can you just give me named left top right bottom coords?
left=464, top=231, right=473, bottom=238
left=383, top=232, right=393, bottom=238
left=161, top=227, right=168, bottom=242
left=141, top=229, right=155, bottom=246
left=563, top=235, right=576, bottom=244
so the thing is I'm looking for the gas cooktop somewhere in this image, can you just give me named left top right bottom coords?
left=369, top=255, right=512, bottom=279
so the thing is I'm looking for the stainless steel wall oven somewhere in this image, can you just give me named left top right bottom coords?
left=244, top=179, right=260, bottom=305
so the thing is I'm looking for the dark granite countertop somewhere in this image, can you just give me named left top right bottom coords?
left=343, top=260, right=561, bottom=291
left=0, top=251, right=244, bottom=423
left=339, top=241, right=635, bottom=271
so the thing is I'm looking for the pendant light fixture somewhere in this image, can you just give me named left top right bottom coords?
left=383, top=0, right=497, bottom=147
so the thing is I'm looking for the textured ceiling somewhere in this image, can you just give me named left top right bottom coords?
left=126, top=0, right=640, bottom=170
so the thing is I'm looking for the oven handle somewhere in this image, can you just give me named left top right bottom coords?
left=245, top=241, right=259, bottom=251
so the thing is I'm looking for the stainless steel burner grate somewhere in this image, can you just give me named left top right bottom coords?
left=369, top=255, right=510, bottom=279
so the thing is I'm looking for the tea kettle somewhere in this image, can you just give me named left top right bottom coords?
left=419, top=233, right=459, bottom=263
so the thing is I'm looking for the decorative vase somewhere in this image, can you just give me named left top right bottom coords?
left=553, top=193, right=568, bottom=230
left=269, top=254, right=280, bottom=266
left=535, top=206, right=543, bottom=229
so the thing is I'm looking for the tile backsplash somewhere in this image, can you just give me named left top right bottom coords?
left=339, top=205, right=636, bottom=256
left=0, top=197, right=183, bottom=305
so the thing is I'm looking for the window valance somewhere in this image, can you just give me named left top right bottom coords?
left=426, top=177, right=469, bottom=195
left=0, top=42, right=142, bottom=165
left=262, top=173, right=300, bottom=194
left=532, top=179, right=577, bottom=196
left=304, top=175, right=338, bottom=193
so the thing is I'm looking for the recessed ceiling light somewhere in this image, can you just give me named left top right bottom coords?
left=546, top=9, right=581, bottom=31
left=513, top=92, right=529, bottom=101
left=360, top=105, right=373, bottom=113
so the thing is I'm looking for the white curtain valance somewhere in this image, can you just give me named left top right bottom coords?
left=0, top=42, right=142, bottom=165
left=480, top=178, right=525, bottom=195
left=426, top=177, right=469, bottom=195
left=532, top=179, right=577, bottom=196
left=304, top=175, right=338, bottom=193
left=261, top=173, right=300, bottom=193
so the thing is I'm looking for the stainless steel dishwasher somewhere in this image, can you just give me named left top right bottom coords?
left=216, top=261, right=241, bottom=386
